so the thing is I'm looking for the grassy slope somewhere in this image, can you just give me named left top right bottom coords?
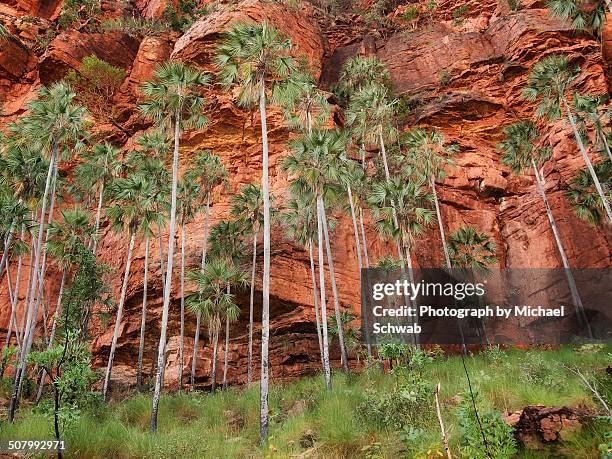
left=1, top=345, right=610, bottom=458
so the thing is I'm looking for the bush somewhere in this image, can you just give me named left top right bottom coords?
left=356, top=372, right=432, bottom=429
left=65, top=56, right=126, bottom=121
left=457, top=391, right=517, bottom=459
left=519, top=351, right=562, bottom=388
left=58, top=0, right=100, bottom=29
left=163, top=0, right=208, bottom=32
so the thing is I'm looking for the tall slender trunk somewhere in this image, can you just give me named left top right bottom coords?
left=321, top=197, right=349, bottom=370
left=92, top=180, right=105, bottom=255
left=35, top=269, right=66, bottom=403
left=378, top=131, right=405, bottom=265
left=178, top=224, right=186, bottom=392
left=151, top=112, right=181, bottom=433
left=308, top=240, right=324, bottom=368
left=431, top=176, right=451, bottom=269
left=316, top=194, right=332, bottom=391
left=531, top=159, right=593, bottom=338
left=259, top=82, right=272, bottom=444
left=563, top=97, right=612, bottom=223
left=103, top=232, right=136, bottom=401
left=5, top=234, right=23, bottom=349
left=247, top=228, right=258, bottom=385
left=211, top=323, right=219, bottom=393
left=358, top=208, right=370, bottom=269
left=191, top=196, right=210, bottom=388
left=599, top=127, right=612, bottom=163
left=0, top=220, right=15, bottom=280
left=9, top=153, right=57, bottom=422
left=18, top=224, right=36, bottom=347
left=137, top=237, right=150, bottom=389
left=222, top=303, right=230, bottom=390
left=347, top=185, right=371, bottom=358
left=157, top=228, right=166, bottom=288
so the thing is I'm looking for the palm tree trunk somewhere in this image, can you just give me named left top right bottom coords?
left=9, top=153, right=57, bottom=422
left=179, top=224, right=186, bottom=392
left=258, top=82, right=272, bottom=444
left=222, top=312, right=229, bottom=390
left=531, top=159, right=593, bottom=338
left=316, top=195, right=332, bottom=391
left=151, top=113, right=182, bottom=433
left=401, top=230, right=420, bottom=347
left=211, top=323, right=219, bottom=393
left=0, top=220, right=15, bottom=280
left=18, top=224, right=36, bottom=346
left=378, top=131, right=405, bottom=265
left=137, top=236, right=150, bottom=390
left=563, top=97, right=612, bottom=223
left=247, top=228, right=258, bottom=385
left=321, top=201, right=349, bottom=371
left=600, top=128, right=612, bottom=163
left=348, top=185, right=372, bottom=358
left=35, top=269, right=66, bottom=403
left=308, top=239, right=324, bottom=368
left=191, top=196, right=210, bottom=388
left=430, top=175, right=451, bottom=269
left=358, top=208, right=370, bottom=269
left=190, top=312, right=201, bottom=388
left=5, top=232, right=23, bottom=350
left=103, top=232, right=136, bottom=401
left=358, top=207, right=373, bottom=357
left=92, top=180, right=105, bottom=255
left=201, top=194, right=210, bottom=269
left=157, top=228, right=166, bottom=288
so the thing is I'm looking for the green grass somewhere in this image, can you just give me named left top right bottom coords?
left=1, top=345, right=610, bottom=458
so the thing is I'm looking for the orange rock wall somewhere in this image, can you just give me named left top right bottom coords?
left=0, top=0, right=610, bottom=390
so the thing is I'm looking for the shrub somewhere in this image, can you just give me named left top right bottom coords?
left=58, top=0, right=101, bottom=29
left=519, top=351, right=562, bottom=388
left=356, top=372, right=432, bottom=429
left=163, top=0, right=208, bottom=32
left=457, top=391, right=517, bottom=459
left=401, top=6, right=419, bottom=22
left=65, top=56, right=126, bottom=121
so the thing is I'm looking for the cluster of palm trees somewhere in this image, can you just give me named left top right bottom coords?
left=3, top=17, right=606, bottom=447
left=498, top=54, right=612, bottom=338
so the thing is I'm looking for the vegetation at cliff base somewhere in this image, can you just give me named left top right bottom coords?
left=1, top=345, right=610, bottom=458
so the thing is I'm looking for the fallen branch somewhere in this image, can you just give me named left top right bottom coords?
left=435, top=382, right=453, bottom=459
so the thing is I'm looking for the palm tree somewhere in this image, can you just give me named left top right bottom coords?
left=102, top=174, right=159, bottom=401
left=402, top=128, right=457, bottom=268
left=523, top=54, right=612, bottom=222
left=140, top=61, right=209, bottom=433
left=566, top=159, right=612, bottom=225
left=345, top=83, right=406, bottom=264
left=285, top=70, right=330, bottom=134
left=547, top=0, right=608, bottom=32
left=176, top=171, right=201, bottom=392
left=336, top=56, right=392, bottom=104
left=447, top=227, right=496, bottom=271
left=368, top=175, right=434, bottom=346
left=8, top=82, right=87, bottom=422
left=209, top=219, right=247, bottom=390
left=35, top=207, right=94, bottom=401
left=498, top=120, right=593, bottom=337
left=132, top=132, right=171, bottom=288
left=281, top=191, right=326, bottom=369
left=188, top=151, right=227, bottom=388
left=216, top=21, right=296, bottom=443
left=283, top=128, right=351, bottom=380
left=230, top=183, right=264, bottom=385
left=73, top=143, right=122, bottom=254
left=186, top=258, right=241, bottom=393
left=573, top=93, right=612, bottom=162
left=125, top=146, right=170, bottom=390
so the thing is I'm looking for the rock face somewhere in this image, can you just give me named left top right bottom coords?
left=0, top=0, right=610, bottom=391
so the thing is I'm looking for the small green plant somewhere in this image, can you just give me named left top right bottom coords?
left=0, top=23, right=9, bottom=40
left=519, top=351, right=562, bottom=388
left=457, top=391, right=518, bottom=459
left=482, top=345, right=506, bottom=364
left=452, top=5, right=469, bottom=25
left=506, top=0, right=522, bottom=11
left=58, top=0, right=101, bottom=29
left=356, top=371, right=432, bottom=429
left=566, top=160, right=612, bottom=226
left=101, top=17, right=169, bottom=36
left=401, top=6, right=419, bottom=22
left=163, top=0, right=208, bottom=32
left=439, top=69, right=452, bottom=86
left=361, top=441, right=383, bottom=459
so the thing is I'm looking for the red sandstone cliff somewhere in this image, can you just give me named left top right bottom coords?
left=0, top=0, right=610, bottom=391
